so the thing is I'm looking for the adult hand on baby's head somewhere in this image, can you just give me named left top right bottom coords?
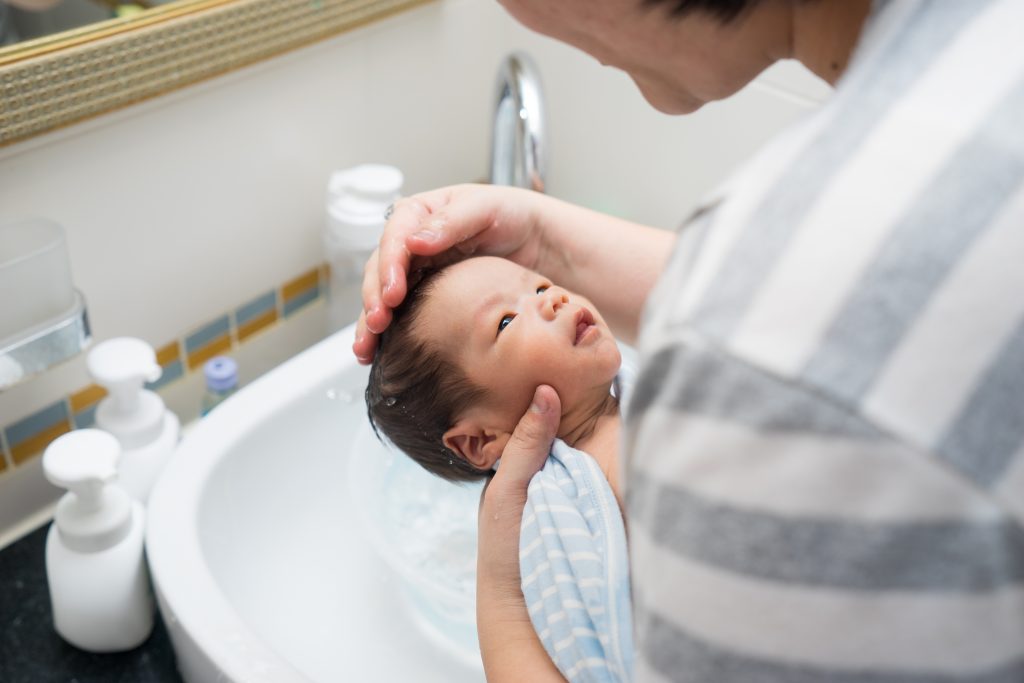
left=353, top=184, right=546, bottom=364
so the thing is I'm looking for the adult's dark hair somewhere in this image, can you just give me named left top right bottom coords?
left=641, top=0, right=760, bottom=23
left=365, top=266, right=490, bottom=483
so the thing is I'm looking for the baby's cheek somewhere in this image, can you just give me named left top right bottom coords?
left=535, top=348, right=574, bottom=386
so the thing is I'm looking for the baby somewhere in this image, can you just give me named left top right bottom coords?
left=366, top=255, right=633, bottom=682
left=366, top=256, right=622, bottom=495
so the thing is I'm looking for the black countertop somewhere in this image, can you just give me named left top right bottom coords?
left=0, top=522, right=183, bottom=683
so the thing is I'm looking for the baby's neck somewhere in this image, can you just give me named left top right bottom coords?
left=558, top=390, right=623, bottom=508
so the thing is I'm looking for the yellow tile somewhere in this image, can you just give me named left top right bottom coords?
left=237, top=309, right=278, bottom=343
left=69, top=384, right=108, bottom=413
left=11, top=420, right=71, bottom=466
left=281, top=268, right=319, bottom=302
left=186, top=335, right=232, bottom=371
left=156, top=341, right=181, bottom=366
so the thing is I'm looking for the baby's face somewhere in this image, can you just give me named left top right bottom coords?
left=417, top=257, right=621, bottom=430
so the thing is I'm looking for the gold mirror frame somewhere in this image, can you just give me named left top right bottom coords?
left=0, top=0, right=429, bottom=148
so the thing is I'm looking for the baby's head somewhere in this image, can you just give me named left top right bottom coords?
left=366, top=256, right=621, bottom=482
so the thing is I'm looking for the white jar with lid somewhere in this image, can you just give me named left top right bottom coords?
left=325, top=163, right=403, bottom=332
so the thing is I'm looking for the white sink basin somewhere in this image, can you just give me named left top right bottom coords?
left=147, top=324, right=484, bottom=682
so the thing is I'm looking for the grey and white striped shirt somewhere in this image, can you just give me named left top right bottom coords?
left=624, top=0, right=1024, bottom=680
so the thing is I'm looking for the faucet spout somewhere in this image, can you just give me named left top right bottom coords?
left=490, top=52, right=547, bottom=192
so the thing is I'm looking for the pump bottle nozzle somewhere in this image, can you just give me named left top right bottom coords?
left=87, top=338, right=162, bottom=414
left=87, top=337, right=168, bottom=449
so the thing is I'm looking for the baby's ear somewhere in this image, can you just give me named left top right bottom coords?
left=443, top=421, right=509, bottom=471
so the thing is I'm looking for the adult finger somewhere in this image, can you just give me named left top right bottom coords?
left=491, top=385, right=561, bottom=494
left=378, top=196, right=435, bottom=309
left=360, top=249, right=393, bottom=336
left=352, top=309, right=378, bottom=365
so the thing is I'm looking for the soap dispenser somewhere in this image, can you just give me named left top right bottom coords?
left=43, top=429, right=154, bottom=652
left=325, top=163, right=404, bottom=332
left=87, top=337, right=180, bottom=504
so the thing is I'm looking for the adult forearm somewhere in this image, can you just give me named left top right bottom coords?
left=477, top=486, right=565, bottom=682
left=477, top=590, right=566, bottom=682
left=532, top=194, right=676, bottom=344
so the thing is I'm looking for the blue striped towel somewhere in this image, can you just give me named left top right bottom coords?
left=519, top=439, right=633, bottom=682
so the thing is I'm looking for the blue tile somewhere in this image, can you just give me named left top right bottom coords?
left=6, top=400, right=69, bottom=447
left=236, top=290, right=277, bottom=327
left=73, top=404, right=99, bottom=430
left=146, top=359, right=184, bottom=392
left=282, top=285, right=320, bottom=317
left=185, top=315, right=231, bottom=354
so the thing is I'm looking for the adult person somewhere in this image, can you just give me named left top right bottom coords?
left=356, top=0, right=1024, bottom=680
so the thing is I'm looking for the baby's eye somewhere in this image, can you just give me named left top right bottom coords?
left=498, top=314, right=515, bottom=334
left=536, top=285, right=549, bottom=294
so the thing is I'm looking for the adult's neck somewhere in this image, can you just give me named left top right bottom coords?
left=789, top=0, right=872, bottom=85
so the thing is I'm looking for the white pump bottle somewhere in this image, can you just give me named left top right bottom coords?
left=325, top=163, right=403, bottom=332
left=87, top=337, right=180, bottom=505
left=43, top=429, right=154, bottom=652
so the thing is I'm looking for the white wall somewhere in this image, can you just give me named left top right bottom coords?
left=0, top=0, right=828, bottom=540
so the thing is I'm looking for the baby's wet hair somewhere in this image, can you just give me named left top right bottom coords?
left=365, top=266, right=491, bottom=483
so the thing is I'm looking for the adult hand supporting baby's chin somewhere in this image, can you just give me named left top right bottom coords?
left=477, top=385, right=567, bottom=682
left=479, top=384, right=560, bottom=596
left=353, top=184, right=545, bottom=365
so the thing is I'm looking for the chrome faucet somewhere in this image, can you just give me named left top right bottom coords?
left=490, top=52, right=547, bottom=192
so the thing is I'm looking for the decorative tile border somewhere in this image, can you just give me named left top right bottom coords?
left=282, top=267, right=322, bottom=318
left=236, top=290, right=278, bottom=343
left=150, top=341, right=185, bottom=391
left=0, top=263, right=328, bottom=473
left=185, top=314, right=233, bottom=371
left=6, top=400, right=72, bottom=466
left=69, top=384, right=107, bottom=429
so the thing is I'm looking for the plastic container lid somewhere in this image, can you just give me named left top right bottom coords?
left=204, top=356, right=238, bottom=393
left=326, top=164, right=403, bottom=252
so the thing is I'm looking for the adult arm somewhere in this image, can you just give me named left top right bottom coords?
left=476, top=385, right=567, bottom=683
left=354, top=184, right=674, bottom=363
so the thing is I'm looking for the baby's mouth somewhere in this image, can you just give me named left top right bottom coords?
left=574, top=308, right=596, bottom=345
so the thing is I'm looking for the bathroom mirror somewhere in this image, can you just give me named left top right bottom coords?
left=0, top=0, right=429, bottom=148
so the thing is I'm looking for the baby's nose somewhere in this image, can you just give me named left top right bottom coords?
left=540, top=289, right=569, bottom=319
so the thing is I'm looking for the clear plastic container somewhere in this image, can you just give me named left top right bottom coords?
left=0, top=218, right=75, bottom=344
left=348, top=420, right=483, bottom=665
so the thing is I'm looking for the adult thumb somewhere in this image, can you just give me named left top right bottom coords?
left=494, top=385, right=561, bottom=491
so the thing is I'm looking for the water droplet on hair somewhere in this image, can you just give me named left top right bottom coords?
left=384, top=397, right=397, bottom=407
left=448, top=459, right=454, bottom=466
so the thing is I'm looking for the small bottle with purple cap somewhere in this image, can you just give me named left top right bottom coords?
left=201, top=356, right=239, bottom=417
